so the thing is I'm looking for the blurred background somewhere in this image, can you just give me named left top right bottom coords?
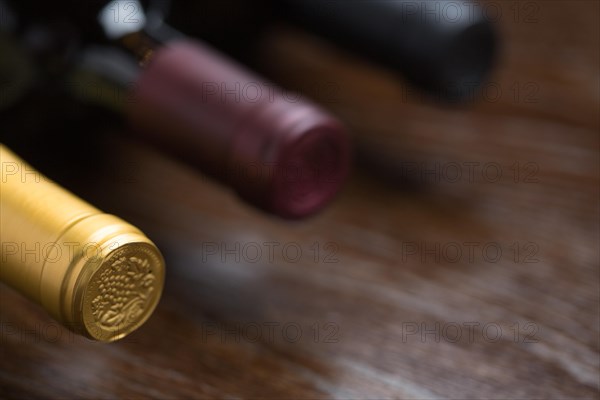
left=0, top=0, right=598, bottom=398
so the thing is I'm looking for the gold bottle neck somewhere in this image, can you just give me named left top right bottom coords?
left=0, top=144, right=165, bottom=341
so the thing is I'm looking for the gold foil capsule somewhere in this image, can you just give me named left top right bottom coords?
left=0, top=144, right=165, bottom=342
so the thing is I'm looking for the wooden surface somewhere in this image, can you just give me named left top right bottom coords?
left=1, top=0, right=599, bottom=398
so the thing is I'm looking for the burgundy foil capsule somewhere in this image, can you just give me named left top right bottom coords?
left=128, top=40, right=350, bottom=219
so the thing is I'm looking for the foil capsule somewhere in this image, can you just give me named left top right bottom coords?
left=128, top=40, right=351, bottom=219
left=0, top=144, right=165, bottom=342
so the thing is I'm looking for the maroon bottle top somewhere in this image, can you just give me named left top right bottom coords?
left=128, top=39, right=350, bottom=219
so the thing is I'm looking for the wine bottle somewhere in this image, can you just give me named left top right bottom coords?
left=0, top=144, right=165, bottom=341
left=164, top=0, right=498, bottom=100
left=5, top=0, right=352, bottom=219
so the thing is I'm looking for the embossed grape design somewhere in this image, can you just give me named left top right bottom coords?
left=91, top=256, right=155, bottom=329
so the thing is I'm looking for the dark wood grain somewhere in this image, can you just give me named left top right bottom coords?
left=1, top=0, right=599, bottom=398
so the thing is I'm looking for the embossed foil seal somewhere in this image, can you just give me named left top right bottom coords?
left=79, top=241, right=164, bottom=342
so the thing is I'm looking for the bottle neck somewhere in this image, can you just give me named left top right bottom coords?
left=67, top=43, right=142, bottom=114
left=118, top=31, right=159, bottom=67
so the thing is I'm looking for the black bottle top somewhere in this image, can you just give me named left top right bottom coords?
left=165, top=0, right=498, bottom=101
